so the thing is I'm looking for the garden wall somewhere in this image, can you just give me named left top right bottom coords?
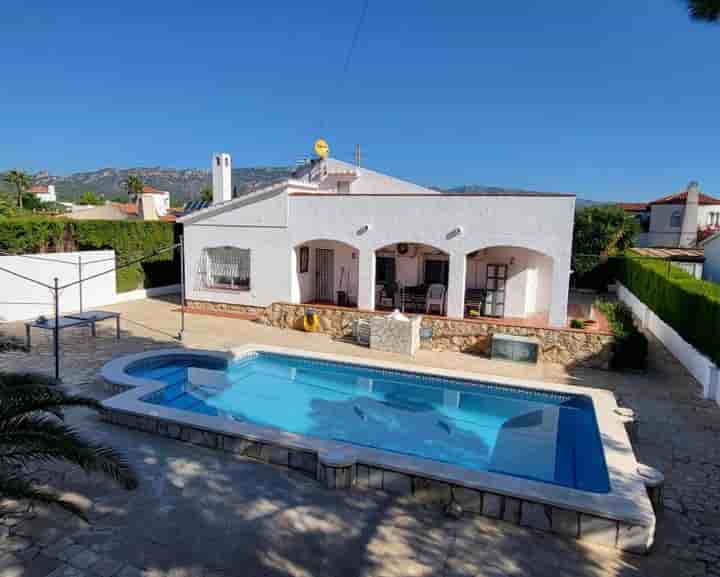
left=0, top=250, right=116, bottom=322
left=616, top=256, right=720, bottom=365
left=618, top=283, right=719, bottom=404
left=0, top=218, right=178, bottom=292
left=185, top=300, right=614, bottom=368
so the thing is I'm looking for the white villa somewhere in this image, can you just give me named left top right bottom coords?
left=180, top=153, right=575, bottom=328
left=28, top=184, right=57, bottom=203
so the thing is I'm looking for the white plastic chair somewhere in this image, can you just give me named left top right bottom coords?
left=425, top=284, right=446, bottom=315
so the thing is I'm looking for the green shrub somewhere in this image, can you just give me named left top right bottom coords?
left=569, top=319, right=585, bottom=329
left=617, top=257, right=720, bottom=365
left=596, top=300, right=648, bottom=370
left=0, top=218, right=178, bottom=292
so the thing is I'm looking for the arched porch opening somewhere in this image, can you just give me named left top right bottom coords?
left=374, top=242, right=450, bottom=315
left=294, top=239, right=359, bottom=307
left=464, top=246, right=554, bottom=324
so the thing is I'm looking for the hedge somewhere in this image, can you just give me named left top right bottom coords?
left=0, top=218, right=179, bottom=292
left=616, top=257, right=720, bottom=365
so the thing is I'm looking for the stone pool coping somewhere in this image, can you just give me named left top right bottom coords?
left=100, top=344, right=656, bottom=553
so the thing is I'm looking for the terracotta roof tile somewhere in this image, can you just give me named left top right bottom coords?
left=28, top=185, right=49, bottom=193
left=142, top=185, right=164, bottom=193
left=617, top=202, right=648, bottom=212
left=111, top=202, right=139, bottom=215
left=649, top=191, right=720, bottom=206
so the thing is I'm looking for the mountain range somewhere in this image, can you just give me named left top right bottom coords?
left=1, top=167, right=603, bottom=207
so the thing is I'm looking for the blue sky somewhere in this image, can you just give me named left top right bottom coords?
left=1, top=1, right=718, bottom=201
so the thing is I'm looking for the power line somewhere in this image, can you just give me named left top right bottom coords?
left=319, top=0, right=370, bottom=137
left=342, top=0, right=370, bottom=77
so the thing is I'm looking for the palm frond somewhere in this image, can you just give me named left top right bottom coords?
left=0, top=415, right=138, bottom=490
left=0, top=371, right=57, bottom=388
left=0, top=386, right=102, bottom=421
left=0, top=472, right=88, bottom=520
left=0, top=372, right=138, bottom=518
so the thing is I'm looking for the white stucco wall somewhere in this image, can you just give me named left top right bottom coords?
left=618, top=283, right=719, bottom=404
left=182, top=186, right=574, bottom=326
left=0, top=251, right=117, bottom=322
left=703, top=235, right=720, bottom=284
left=320, top=158, right=438, bottom=195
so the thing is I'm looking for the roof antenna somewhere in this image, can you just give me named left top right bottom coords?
left=354, top=143, right=362, bottom=167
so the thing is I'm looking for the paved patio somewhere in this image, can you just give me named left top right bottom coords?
left=0, top=296, right=719, bottom=576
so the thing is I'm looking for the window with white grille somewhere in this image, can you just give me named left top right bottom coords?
left=201, top=247, right=251, bottom=290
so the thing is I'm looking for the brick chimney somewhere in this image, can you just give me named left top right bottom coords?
left=679, top=181, right=700, bottom=248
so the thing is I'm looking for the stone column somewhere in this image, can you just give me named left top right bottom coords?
left=446, top=254, right=466, bottom=319
left=357, top=251, right=376, bottom=311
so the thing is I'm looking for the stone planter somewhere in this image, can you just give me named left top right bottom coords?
left=369, top=315, right=422, bottom=356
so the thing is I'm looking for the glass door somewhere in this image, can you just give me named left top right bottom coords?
left=484, top=264, right=507, bottom=317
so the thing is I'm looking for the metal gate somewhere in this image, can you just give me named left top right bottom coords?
left=315, top=249, right=334, bottom=302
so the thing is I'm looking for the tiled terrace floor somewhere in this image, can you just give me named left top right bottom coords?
left=0, top=296, right=719, bottom=576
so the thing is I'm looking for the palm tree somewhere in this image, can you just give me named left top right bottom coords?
left=3, top=170, right=31, bottom=209
left=121, top=175, right=144, bottom=200
left=687, top=0, right=720, bottom=21
left=200, top=184, right=213, bottom=203
left=0, top=372, right=138, bottom=519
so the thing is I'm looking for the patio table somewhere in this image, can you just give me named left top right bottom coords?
left=25, top=310, right=121, bottom=348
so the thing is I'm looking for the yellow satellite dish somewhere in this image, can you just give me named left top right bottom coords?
left=314, top=138, right=329, bottom=159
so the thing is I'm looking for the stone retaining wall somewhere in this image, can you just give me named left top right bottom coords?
left=184, top=300, right=613, bottom=368
left=185, top=299, right=269, bottom=320
left=420, top=316, right=613, bottom=368
left=267, top=303, right=613, bottom=368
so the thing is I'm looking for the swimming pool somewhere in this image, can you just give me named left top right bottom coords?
left=129, top=351, right=610, bottom=493
left=101, top=345, right=656, bottom=553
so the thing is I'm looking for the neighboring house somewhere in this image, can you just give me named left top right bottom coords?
left=67, top=203, right=137, bottom=221
left=618, top=182, right=720, bottom=248
left=700, top=231, right=720, bottom=284
left=141, top=185, right=171, bottom=217
left=179, top=153, right=575, bottom=327
left=65, top=186, right=175, bottom=222
left=28, top=184, right=56, bottom=203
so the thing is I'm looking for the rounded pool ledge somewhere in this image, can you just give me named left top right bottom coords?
left=100, top=347, right=234, bottom=391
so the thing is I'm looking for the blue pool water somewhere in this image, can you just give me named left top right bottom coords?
left=130, top=352, right=610, bottom=493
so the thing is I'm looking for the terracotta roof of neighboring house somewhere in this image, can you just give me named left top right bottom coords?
left=649, top=191, right=720, bottom=206
left=617, top=202, right=648, bottom=212
left=142, top=185, right=166, bottom=194
left=629, top=247, right=705, bottom=262
left=28, top=185, right=50, bottom=193
left=111, top=202, right=139, bottom=216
